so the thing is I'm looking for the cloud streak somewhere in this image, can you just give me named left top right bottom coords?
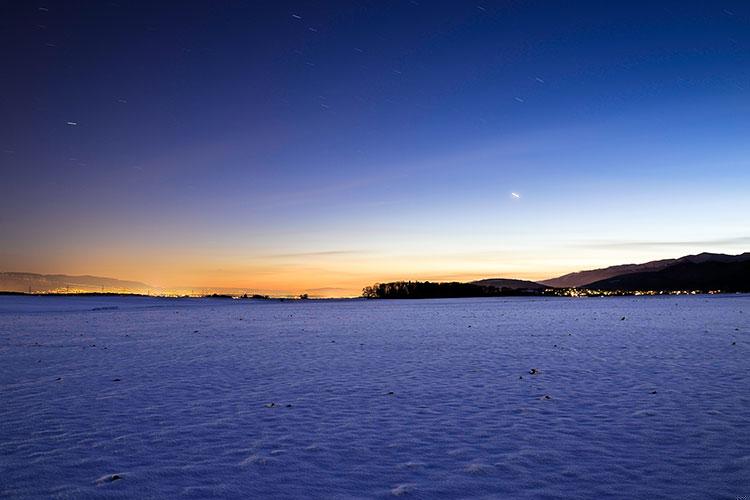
left=264, top=250, right=367, bottom=259
left=575, top=236, right=750, bottom=249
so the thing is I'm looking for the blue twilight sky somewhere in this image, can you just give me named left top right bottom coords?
left=1, top=1, right=749, bottom=295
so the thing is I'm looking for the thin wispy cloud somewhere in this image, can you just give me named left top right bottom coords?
left=575, top=236, right=750, bottom=249
left=265, top=250, right=367, bottom=259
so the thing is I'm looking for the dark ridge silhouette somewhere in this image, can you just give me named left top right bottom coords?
left=543, top=252, right=750, bottom=288
left=541, top=260, right=675, bottom=288
left=584, top=260, right=750, bottom=292
left=362, top=281, right=544, bottom=299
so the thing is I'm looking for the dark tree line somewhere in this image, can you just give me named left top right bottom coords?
left=362, top=281, right=542, bottom=299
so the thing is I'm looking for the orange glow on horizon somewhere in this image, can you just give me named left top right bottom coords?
left=6, top=242, right=748, bottom=297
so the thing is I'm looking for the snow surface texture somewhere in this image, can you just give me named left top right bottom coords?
left=0, top=295, right=748, bottom=499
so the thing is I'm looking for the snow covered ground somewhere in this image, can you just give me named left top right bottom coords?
left=0, top=295, right=748, bottom=499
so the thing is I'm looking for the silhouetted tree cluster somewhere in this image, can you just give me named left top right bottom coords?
left=362, top=281, right=538, bottom=299
left=240, top=293, right=271, bottom=299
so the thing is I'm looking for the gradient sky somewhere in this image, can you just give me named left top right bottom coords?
left=1, top=1, right=749, bottom=296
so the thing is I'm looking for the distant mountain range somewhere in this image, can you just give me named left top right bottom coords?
left=472, top=252, right=750, bottom=293
left=540, top=252, right=750, bottom=288
left=0, top=272, right=152, bottom=294
left=540, top=260, right=675, bottom=288
left=584, top=258, right=750, bottom=292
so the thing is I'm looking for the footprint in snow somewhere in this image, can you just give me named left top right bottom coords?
left=95, top=474, right=123, bottom=485
left=265, top=402, right=292, bottom=408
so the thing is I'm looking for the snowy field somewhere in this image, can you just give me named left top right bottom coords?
left=0, top=295, right=748, bottom=499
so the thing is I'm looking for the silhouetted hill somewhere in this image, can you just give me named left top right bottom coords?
left=543, top=252, right=750, bottom=288
left=675, top=252, right=750, bottom=264
left=0, top=272, right=152, bottom=293
left=541, top=260, right=675, bottom=288
left=471, top=278, right=548, bottom=290
left=584, top=260, right=750, bottom=292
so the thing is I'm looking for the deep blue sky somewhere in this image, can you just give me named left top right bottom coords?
left=1, top=1, right=749, bottom=294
